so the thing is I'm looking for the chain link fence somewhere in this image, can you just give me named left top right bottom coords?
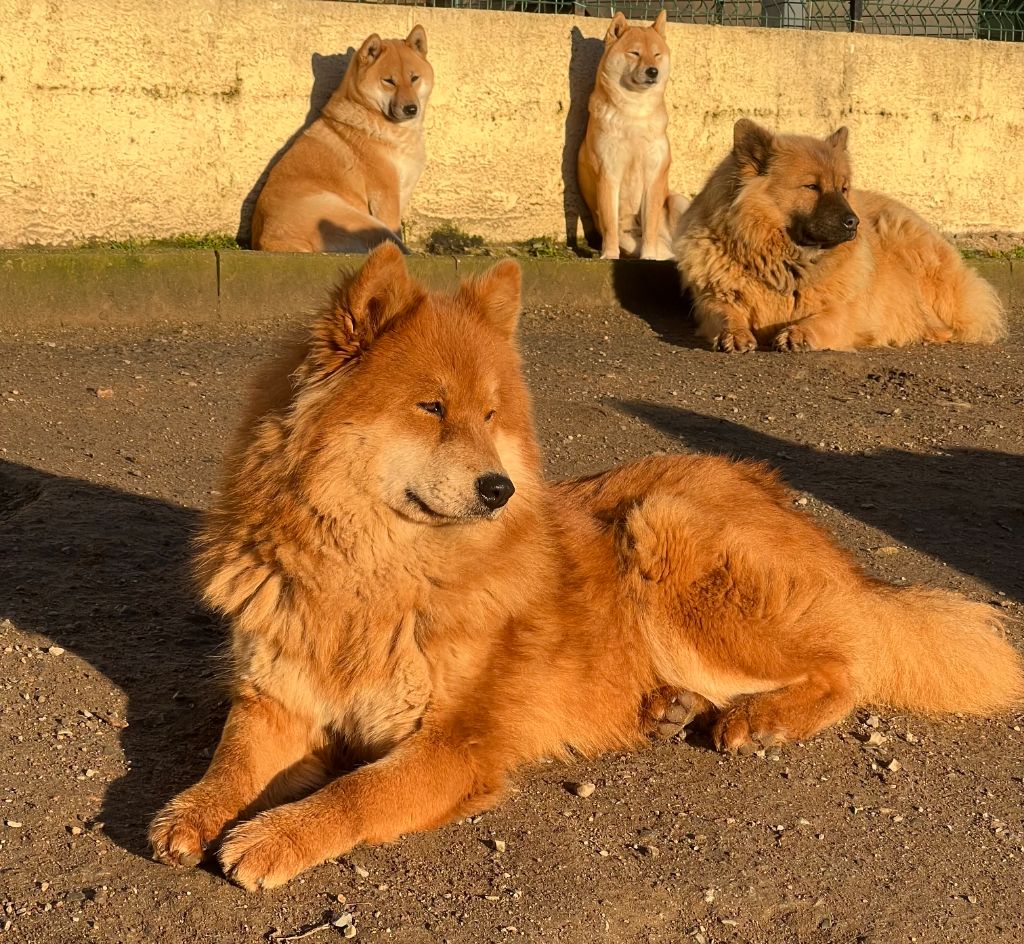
left=360, top=0, right=1024, bottom=40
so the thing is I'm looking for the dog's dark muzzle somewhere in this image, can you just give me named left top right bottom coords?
left=789, top=193, right=859, bottom=249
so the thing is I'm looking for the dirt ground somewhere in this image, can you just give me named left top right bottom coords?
left=1, top=299, right=1022, bottom=944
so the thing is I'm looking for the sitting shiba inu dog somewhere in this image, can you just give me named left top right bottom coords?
left=149, top=245, right=1021, bottom=891
left=577, top=11, right=687, bottom=260
left=252, top=27, right=433, bottom=253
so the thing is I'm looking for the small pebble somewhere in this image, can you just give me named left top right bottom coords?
left=47, top=646, right=65, bottom=656
left=489, top=839, right=507, bottom=854
left=353, top=865, right=369, bottom=878
left=5, top=820, right=23, bottom=829
left=637, top=844, right=659, bottom=857
left=572, top=782, right=596, bottom=799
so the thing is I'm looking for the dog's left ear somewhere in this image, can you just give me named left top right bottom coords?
left=828, top=126, right=849, bottom=151
left=459, top=260, right=522, bottom=339
left=606, top=12, right=629, bottom=43
left=304, top=243, right=422, bottom=382
left=406, top=25, right=427, bottom=57
left=652, top=10, right=668, bottom=36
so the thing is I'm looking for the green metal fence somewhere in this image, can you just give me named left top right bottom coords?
left=371, top=0, right=1024, bottom=40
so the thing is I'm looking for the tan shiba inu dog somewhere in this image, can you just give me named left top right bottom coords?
left=252, top=27, right=433, bottom=253
left=675, top=119, right=1006, bottom=351
left=577, top=12, right=687, bottom=260
left=149, top=246, right=1021, bottom=891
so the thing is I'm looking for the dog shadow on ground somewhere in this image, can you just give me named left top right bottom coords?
left=0, top=461, right=226, bottom=859
left=236, top=49, right=355, bottom=247
left=611, top=260, right=702, bottom=347
left=560, top=28, right=603, bottom=254
left=614, top=402, right=1024, bottom=601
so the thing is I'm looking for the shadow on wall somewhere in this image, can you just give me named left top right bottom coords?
left=613, top=402, right=1024, bottom=602
left=0, top=461, right=225, bottom=859
left=236, top=49, right=355, bottom=248
left=561, top=27, right=604, bottom=253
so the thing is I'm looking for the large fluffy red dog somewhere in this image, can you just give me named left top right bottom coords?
left=150, top=245, right=1022, bottom=889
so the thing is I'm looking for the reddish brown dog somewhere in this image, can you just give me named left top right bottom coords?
left=150, top=246, right=1022, bottom=890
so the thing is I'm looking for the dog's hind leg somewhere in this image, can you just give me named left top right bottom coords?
left=149, top=686, right=323, bottom=869
left=708, top=660, right=856, bottom=752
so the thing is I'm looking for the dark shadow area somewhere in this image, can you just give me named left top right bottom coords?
left=237, top=49, right=355, bottom=248
left=615, top=402, right=1024, bottom=599
left=317, top=220, right=409, bottom=254
left=610, top=259, right=702, bottom=347
left=0, top=461, right=226, bottom=857
left=561, top=27, right=604, bottom=254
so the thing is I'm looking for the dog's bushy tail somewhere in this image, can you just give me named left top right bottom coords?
left=860, top=585, right=1023, bottom=714
left=946, top=264, right=1007, bottom=343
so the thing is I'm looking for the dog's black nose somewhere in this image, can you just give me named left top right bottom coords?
left=403, top=103, right=418, bottom=117
left=645, top=67, right=659, bottom=79
left=476, top=473, right=515, bottom=511
left=843, top=213, right=859, bottom=232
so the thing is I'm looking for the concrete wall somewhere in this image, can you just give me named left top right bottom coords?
left=1, top=0, right=1022, bottom=249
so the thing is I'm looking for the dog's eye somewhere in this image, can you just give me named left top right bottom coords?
left=841, top=185, right=850, bottom=195
left=628, top=50, right=640, bottom=57
left=411, top=74, right=420, bottom=82
left=383, top=77, right=396, bottom=86
left=484, top=409, right=496, bottom=423
left=803, top=183, right=820, bottom=192
left=418, top=401, right=445, bottom=419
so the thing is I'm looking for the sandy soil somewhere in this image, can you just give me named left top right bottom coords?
left=1, top=302, right=1022, bottom=944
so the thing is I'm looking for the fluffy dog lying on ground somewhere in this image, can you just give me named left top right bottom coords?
left=252, top=27, right=433, bottom=253
left=577, top=11, right=687, bottom=260
left=674, top=119, right=1006, bottom=351
left=150, top=246, right=1021, bottom=890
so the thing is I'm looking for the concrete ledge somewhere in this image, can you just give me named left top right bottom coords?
left=0, top=250, right=218, bottom=327
left=0, top=249, right=1018, bottom=328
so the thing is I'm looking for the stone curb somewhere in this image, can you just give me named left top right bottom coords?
left=0, top=250, right=1018, bottom=328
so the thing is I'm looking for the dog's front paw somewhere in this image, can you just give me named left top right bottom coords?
left=149, top=791, right=234, bottom=868
left=773, top=324, right=815, bottom=352
left=219, top=808, right=316, bottom=891
left=600, top=246, right=621, bottom=260
left=714, top=327, right=757, bottom=353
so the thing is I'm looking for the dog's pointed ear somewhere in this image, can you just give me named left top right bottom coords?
left=828, top=126, right=849, bottom=151
left=605, top=12, right=629, bottom=43
left=459, top=260, right=522, bottom=339
left=304, top=243, right=419, bottom=382
left=733, top=118, right=774, bottom=174
left=405, top=25, right=427, bottom=57
left=652, top=10, right=668, bottom=36
left=358, top=33, right=383, bottom=65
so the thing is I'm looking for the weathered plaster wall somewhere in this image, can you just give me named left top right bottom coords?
left=1, top=0, right=1021, bottom=248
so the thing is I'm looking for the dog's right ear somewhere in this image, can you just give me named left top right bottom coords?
left=358, top=33, right=383, bottom=65
left=605, top=12, right=629, bottom=43
left=733, top=118, right=774, bottom=175
left=458, top=260, right=522, bottom=339
left=304, top=243, right=420, bottom=383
